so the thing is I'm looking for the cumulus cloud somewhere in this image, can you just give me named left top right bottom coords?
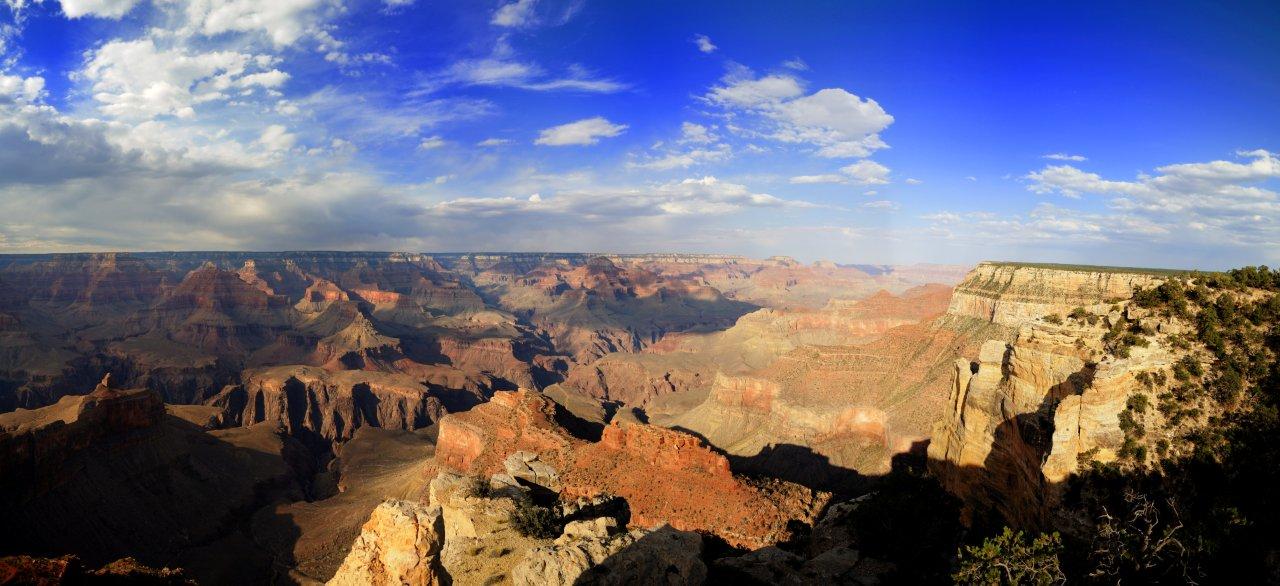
left=168, top=0, right=335, bottom=48
left=693, top=34, right=716, bottom=53
left=257, top=124, right=296, bottom=152
left=841, top=160, right=890, bottom=185
left=679, top=122, right=715, bottom=144
left=788, top=159, right=890, bottom=185
left=926, top=150, right=1280, bottom=260
left=0, top=72, right=43, bottom=101
left=535, top=116, right=627, bottom=146
left=80, top=38, right=288, bottom=119
left=58, top=0, right=139, bottom=18
left=706, top=67, right=892, bottom=159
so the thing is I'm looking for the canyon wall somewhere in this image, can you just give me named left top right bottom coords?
left=929, top=263, right=1180, bottom=528
left=948, top=262, right=1169, bottom=326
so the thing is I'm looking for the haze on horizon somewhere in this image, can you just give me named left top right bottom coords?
left=0, top=0, right=1276, bottom=270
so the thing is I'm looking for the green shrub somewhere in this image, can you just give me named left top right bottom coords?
left=954, top=527, right=1066, bottom=585
left=510, top=500, right=560, bottom=539
left=1044, top=313, right=1063, bottom=325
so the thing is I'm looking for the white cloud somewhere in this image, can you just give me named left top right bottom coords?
left=429, top=54, right=626, bottom=93
left=965, top=176, right=977, bottom=181
left=706, top=68, right=892, bottom=159
left=59, top=0, right=140, bottom=18
left=1026, top=150, right=1280, bottom=216
left=789, top=174, right=844, bottom=184
left=840, top=160, right=890, bottom=185
left=166, top=0, right=333, bottom=48
left=924, top=150, right=1280, bottom=259
left=790, top=159, right=890, bottom=185
left=80, top=38, right=288, bottom=119
left=1043, top=152, right=1087, bottom=162
left=431, top=176, right=818, bottom=221
left=492, top=0, right=537, bottom=27
left=534, top=116, right=627, bottom=146
left=629, top=144, right=730, bottom=171
left=293, top=86, right=492, bottom=141
left=478, top=137, right=512, bottom=147
left=418, top=135, right=445, bottom=150
left=680, top=121, right=715, bottom=144
left=904, top=178, right=922, bottom=185
left=0, top=73, right=43, bottom=101
left=707, top=72, right=803, bottom=108
left=862, top=200, right=898, bottom=210
left=782, top=58, right=808, bottom=71
left=693, top=34, right=717, bottom=53
left=257, top=124, right=295, bottom=152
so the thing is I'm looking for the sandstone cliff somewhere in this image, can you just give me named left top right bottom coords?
left=948, top=262, right=1168, bottom=326
left=928, top=263, right=1182, bottom=527
left=211, top=365, right=456, bottom=446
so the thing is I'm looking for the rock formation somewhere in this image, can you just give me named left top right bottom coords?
left=0, top=378, right=314, bottom=584
left=211, top=365, right=453, bottom=445
left=947, top=261, right=1167, bottom=326
left=327, top=499, right=445, bottom=586
left=435, top=389, right=827, bottom=549
left=929, top=263, right=1181, bottom=527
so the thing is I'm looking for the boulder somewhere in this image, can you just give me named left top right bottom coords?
left=327, top=500, right=445, bottom=586
left=514, top=525, right=706, bottom=586
left=504, top=450, right=562, bottom=491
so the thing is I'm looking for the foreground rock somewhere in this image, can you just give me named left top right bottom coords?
left=328, top=470, right=709, bottom=586
left=327, top=500, right=445, bottom=586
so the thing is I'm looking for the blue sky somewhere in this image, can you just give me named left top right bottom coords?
left=0, top=0, right=1277, bottom=268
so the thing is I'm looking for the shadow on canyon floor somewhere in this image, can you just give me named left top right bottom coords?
left=0, top=415, right=310, bottom=585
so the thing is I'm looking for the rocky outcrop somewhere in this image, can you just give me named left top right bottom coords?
left=948, top=262, right=1167, bottom=326
left=0, top=375, right=166, bottom=491
left=929, top=269, right=1180, bottom=527
left=435, top=389, right=827, bottom=550
left=0, top=376, right=315, bottom=584
left=327, top=500, right=445, bottom=586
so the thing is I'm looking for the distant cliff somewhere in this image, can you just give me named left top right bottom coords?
left=947, top=262, right=1174, bottom=326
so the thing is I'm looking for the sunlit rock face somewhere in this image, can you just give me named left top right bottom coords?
left=947, top=262, right=1165, bottom=326
left=929, top=263, right=1179, bottom=528
left=434, top=388, right=827, bottom=550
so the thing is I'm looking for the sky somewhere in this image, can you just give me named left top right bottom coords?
left=0, top=0, right=1277, bottom=269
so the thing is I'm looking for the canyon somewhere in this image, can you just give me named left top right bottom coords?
left=4, top=253, right=1258, bottom=584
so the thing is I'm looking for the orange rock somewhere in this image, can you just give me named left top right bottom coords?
left=433, top=389, right=825, bottom=550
